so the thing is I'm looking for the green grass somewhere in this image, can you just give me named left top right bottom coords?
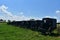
left=0, top=23, right=60, bottom=40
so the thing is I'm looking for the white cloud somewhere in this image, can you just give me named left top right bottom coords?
left=56, top=10, right=60, bottom=17
left=0, top=5, right=13, bottom=17
left=56, top=10, right=60, bottom=14
left=0, top=5, right=8, bottom=10
left=0, top=16, right=5, bottom=19
left=56, top=10, right=60, bottom=22
left=45, top=16, right=51, bottom=18
left=45, top=16, right=57, bottom=19
left=0, top=5, right=42, bottom=21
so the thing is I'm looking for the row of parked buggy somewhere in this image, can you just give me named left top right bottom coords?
left=7, top=18, right=57, bottom=34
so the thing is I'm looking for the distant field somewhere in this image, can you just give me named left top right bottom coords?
left=0, top=23, right=60, bottom=40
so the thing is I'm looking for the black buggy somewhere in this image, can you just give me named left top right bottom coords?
left=7, top=18, right=57, bottom=34
left=40, top=18, right=57, bottom=34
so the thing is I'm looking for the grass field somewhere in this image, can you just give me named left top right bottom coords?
left=0, top=23, right=60, bottom=40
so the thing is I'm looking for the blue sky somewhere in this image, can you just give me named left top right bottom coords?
left=0, top=0, right=60, bottom=22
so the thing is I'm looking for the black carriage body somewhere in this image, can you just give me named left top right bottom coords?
left=42, top=18, right=57, bottom=33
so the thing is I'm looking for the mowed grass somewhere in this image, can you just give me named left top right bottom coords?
left=0, top=23, right=60, bottom=40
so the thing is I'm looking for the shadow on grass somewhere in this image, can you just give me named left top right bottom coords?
left=49, top=33, right=60, bottom=37
left=41, top=32, right=60, bottom=37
